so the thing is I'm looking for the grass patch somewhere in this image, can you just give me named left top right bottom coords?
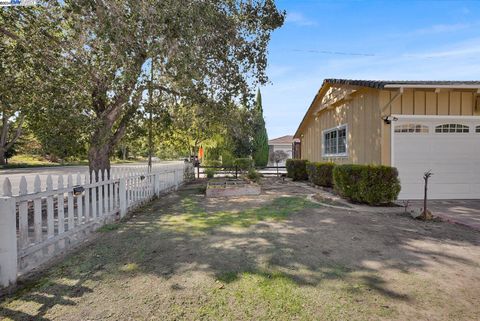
left=158, top=196, right=320, bottom=234
left=190, top=269, right=396, bottom=321
left=119, top=263, right=139, bottom=273
left=200, top=271, right=309, bottom=320
left=96, top=223, right=121, bottom=232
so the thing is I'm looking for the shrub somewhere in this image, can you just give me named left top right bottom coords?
left=204, top=159, right=222, bottom=167
left=246, top=168, right=261, bottom=182
left=234, top=158, right=254, bottom=171
left=306, top=162, right=336, bottom=187
left=204, top=168, right=215, bottom=178
left=333, top=164, right=401, bottom=205
left=285, top=159, right=308, bottom=181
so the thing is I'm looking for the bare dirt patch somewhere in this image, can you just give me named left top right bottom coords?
left=1, top=178, right=479, bottom=320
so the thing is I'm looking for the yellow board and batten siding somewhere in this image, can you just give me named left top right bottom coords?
left=300, top=88, right=382, bottom=165
left=299, top=85, right=479, bottom=166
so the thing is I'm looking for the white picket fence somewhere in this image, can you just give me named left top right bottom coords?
left=0, top=162, right=193, bottom=288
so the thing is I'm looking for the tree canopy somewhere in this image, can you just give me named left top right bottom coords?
left=1, top=1, right=284, bottom=171
left=252, top=89, right=269, bottom=166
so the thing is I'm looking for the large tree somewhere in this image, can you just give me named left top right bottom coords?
left=252, top=89, right=269, bottom=166
left=0, top=5, right=63, bottom=165
left=27, top=0, right=284, bottom=176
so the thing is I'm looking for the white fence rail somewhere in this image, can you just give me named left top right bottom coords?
left=0, top=162, right=193, bottom=288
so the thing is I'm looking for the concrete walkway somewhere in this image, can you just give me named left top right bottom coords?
left=409, top=200, right=480, bottom=232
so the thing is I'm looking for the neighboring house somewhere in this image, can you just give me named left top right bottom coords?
left=294, top=79, right=480, bottom=200
left=268, top=135, right=295, bottom=166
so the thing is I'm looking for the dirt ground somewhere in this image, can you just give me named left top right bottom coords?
left=1, top=178, right=480, bottom=321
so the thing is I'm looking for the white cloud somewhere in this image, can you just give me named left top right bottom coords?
left=412, top=23, right=469, bottom=35
left=286, top=12, right=317, bottom=27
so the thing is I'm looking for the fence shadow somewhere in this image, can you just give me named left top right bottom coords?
left=2, top=179, right=480, bottom=319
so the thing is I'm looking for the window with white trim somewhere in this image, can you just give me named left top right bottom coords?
left=394, top=124, right=429, bottom=133
left=323, top=125, right=347, bottom=156
left=435, top=124, right=469, bottom=133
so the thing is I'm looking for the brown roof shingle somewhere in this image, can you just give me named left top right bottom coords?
left=268, top=135, right=295, bottom=145
left=324, top=78, right=480, bottom=89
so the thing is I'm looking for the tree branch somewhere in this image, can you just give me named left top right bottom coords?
left=0, top=27, right=20, bottom=40
left=4, top=114, right=25, bottom=150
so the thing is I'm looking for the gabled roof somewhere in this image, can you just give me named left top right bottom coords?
left=268, top=135, right=294, bottom=145
left=294, top=78, right=480, bottom=138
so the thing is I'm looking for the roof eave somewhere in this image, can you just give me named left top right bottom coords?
left=384, top=84, right=480, bottom=89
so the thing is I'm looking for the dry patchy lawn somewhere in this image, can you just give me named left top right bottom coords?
left=1, top=179, right=480, bottom=321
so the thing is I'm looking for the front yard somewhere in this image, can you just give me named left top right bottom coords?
left=1, top=178, right=479, bottom=320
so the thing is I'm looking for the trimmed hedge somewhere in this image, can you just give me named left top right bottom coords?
left=333, top=164, right=401, bottom=205
left=306, top=162, right=336, bottom=187
left=286, top=159, right=308, bottom=181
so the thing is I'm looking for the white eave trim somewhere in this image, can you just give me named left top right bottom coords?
left=391, top=114, right=480, bottom=120
left=384, top=84, right=480, bottom=90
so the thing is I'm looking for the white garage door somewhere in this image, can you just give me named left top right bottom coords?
left=393, top=116, right=480, bottom=200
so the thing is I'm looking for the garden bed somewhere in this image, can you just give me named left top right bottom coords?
left=206, top=179, right=261, bottom=197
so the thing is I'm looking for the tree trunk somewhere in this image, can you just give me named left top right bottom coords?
left=0, top=147, right=6, bottom=166
left=122, top=146, right=127, bottom=160
left=88, top=125, right=113, bottom=180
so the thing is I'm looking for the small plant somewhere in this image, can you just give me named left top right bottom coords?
left=246, top=168, right=261, bottom=182
left=420, top=170, right=433, bottom=220
left=204, top=168, right=216, bottom=178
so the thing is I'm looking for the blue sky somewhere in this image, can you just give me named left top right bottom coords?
left=262, top=0, right=480, bottom=139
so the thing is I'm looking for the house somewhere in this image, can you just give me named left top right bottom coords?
left=268, top=135, right=296, bottom=166
left=294, top=79, right=480, bottom=200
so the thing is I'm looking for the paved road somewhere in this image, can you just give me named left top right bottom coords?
left=0, top=162, right=182, bottom=196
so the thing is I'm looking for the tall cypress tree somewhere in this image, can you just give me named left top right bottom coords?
left=252, top=89, right=269, bottom=166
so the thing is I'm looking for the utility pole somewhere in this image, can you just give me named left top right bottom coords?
left=148, top=58, right=153, bottom=172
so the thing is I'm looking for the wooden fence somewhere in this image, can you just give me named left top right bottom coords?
left=0, top=162, right=193, bottom=288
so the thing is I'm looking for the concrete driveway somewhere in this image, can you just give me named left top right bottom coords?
left=409, top=199, right=480, bottom=231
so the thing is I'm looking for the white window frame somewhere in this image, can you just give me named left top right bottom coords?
left=322, top=124, right=348, bottom=157
left=434, top=123, right=470, bottom=133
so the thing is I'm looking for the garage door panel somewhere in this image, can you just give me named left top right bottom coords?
left=394, top=118, right=480, bottom=200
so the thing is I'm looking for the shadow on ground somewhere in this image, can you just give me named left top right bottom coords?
left=1, top=178, right=480, bottom=320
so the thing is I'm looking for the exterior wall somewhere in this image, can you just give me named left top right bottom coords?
left=379, top=89, right=479, bottom=165
left=300, top=88, right=382, bottom=165
left=299, top=85, right=479, bottom=167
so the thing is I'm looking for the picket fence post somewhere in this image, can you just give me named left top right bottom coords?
left=154, top=173, right=160, bottom=196
left=0, top=197, right=18, bottom=287
left=119, top=177, right=127, bottom=218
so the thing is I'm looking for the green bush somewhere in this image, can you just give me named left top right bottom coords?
left=204, top=159, right=222, bottom=167
left=333, top=164, right=401, bottom=205
left=306, top=162, right=336, bottom=187
left=246, top=168, right=261, bottom=182
left=285, top=159, right=308, bottom=181
left=234, top=158, right=254, bottom=171
left=204, top=168, right=216, bottom=178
